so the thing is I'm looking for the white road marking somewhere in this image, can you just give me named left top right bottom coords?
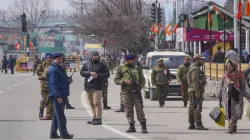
left=20, top=81, right=23, bottom=84
left=13, top=84, right=18, bottom=87
left=7, top=87, right=11, bottom=90
left=0, top=90, right=4, bottom=93
left=81, top=91, right=146, bottom=140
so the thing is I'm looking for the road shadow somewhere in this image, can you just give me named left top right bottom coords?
left=104, top=123, right=168, bottom=127
left=0, top=120, right=36, bottom=122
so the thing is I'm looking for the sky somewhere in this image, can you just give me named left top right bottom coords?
left=0, top=0, right=70, bottom=10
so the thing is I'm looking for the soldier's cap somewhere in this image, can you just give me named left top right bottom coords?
left=184, top=56, right=191, bottom=60
left=157, top=58, right=164, bottom=62
left=51, top=52, right=64, bottom=59
left=124, top=54, right=135, bottom=61
left=45, top=53, right=52, bottom=58
left=193, top=54, right=206, bottom=60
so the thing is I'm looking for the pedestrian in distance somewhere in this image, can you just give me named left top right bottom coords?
left=187, top=54, right=208, bottom=130
left=218, top=60, right=250, bottom=134
left=46, top=52, right=74, bottom=139
left=177, top=56, right=191, bottom=107
left=114, top=54, right=148, bottom=133
left=80, top=51, right=110, bottom=125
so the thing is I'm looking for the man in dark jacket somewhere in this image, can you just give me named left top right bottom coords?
left=47, top=52, right=74, bottom=139
left=80, top=51, right=110, bottom=125
left=213, top=46, right=225, bottom=63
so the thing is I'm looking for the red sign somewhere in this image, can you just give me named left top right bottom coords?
left=183, top=27, right=234, bottom=42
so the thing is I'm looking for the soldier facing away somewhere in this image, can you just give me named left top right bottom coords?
left=187, top=54, right=208, bottom=130
left=176, top=56, right=191, bottom=107
left=151, top=58, right=171, bottom=107
left=114, top=54, right=147, bottom=133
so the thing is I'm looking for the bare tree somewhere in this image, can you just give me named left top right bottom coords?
left=6, top=0, right=51, bottom=32
left=68, top=0, right=151, bottom=54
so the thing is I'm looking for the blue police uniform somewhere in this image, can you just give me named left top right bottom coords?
left=46, top=52, right=73, bottom=139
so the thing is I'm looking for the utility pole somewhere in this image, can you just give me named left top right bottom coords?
left=234, top=0, right=238, bottom=52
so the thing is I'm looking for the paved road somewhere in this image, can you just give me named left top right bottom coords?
left=0, top=72, right=250, bottom=140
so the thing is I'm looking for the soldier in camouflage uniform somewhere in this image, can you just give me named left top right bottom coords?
left=151, top=58, right=171, bottom=107
left=114, top=54, right=147, bottom=133
left=176, top=56, right=191, bottom=107
left=36, top=53, right=53, bottom=119
left=102, top=78, right=111, bottom=109
left=187, top=54, right=208, bottom=130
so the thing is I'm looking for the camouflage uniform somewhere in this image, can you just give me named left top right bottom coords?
left=40, top=64, right=53, bottom=119
left=151, top=59, right=171, bottom=106
left=102, top=78, right=111, bottom=109
left=176, top=57, right=190, bottom=107
left=36, top=61, right=47, bottom=118
left=114, top=64, right=147, bottom=133
left=187, top=54, right=208, bottom=130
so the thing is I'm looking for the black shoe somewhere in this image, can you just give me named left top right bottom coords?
left=66, top=104, right=75, bottom=109
left=87, top=119, right=94, bottom=124
left=103, top=105, right=111, bottom=110
left=115, top=104, right=125, bottom=112
left=228, top=128, right=234, bottom=134
left=140, top=122, right=148, bottom=133
left=50, top=135, right=60, bottom=139
left=39, top=109, right=44, bottom=118
left=188, top=124, right=195, bottom=130
left=196, top=125, right=209, bottom=130
left=183, top=103, right=187, bottom=108
left=92, top=118, right=102, bottom=125
left=126, top=123, right=136, bottom=133
left=61, top=134, right=74, bottom=139
left=159, top=104, right=164, bottom=107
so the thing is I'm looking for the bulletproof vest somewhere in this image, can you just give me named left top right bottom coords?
left=153, top=66, right=170, bottom=85
left=118, top=65, right=141, bottom=90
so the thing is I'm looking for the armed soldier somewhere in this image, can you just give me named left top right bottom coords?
left=177, top=56, right=191, bottom=107
left=114, top=54, right=147, bottom=133
left=36, top=53, right=53, bottom=119
left=151, top=58, right=171, bottom=107
left=187, top=54, right=208, bottom=130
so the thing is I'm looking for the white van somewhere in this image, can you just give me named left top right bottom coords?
left=142, top=50, right=190, bottom=100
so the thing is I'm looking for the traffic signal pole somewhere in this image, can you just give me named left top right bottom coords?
left=155, top=0, right=158, bottom=51
left=21, top=13, right=30, bottom=57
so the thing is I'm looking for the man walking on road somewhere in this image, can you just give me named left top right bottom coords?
left=47, top=52, right=74, bottom=139
left=187, top=54, right=208, bottom=130
left=177, top=56, right=191, bottom=107
left=114, top=54, right=148, bottom=133
left=80, top=51, right=110, bottom=125
left=151, top=58, right=171, bottom=107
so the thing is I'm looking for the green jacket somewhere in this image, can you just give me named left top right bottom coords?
left=187, top=64, right=206, bottom=97
left=40, top=64, right=50, bottom=90
left=151, top=66, right=171, bottom=85
left=36, top=61, right=46, bottom=77
left=114, top=65, right=145, bottom=91
left=176, top=64, right=190, bottom=84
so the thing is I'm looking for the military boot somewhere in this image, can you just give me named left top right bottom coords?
left=196, top=125, right=209, bottom=130
left=39, top=109, right=44, bottom=118
left=228, top=128, right=234, bottom=134
left=140, top=122, right=148, bottom=133
left=188, top=124, right=195, bottom=130
left=92, top=118, right=102, bottom=125
left=115, top=104, right=125, bottom=112
left=103, top=104, right=111, bottom=110
left=65, top=104, right=75, bottom=109
left=126, top=123, right=136, bottom=133
left=183, top=103, right=187, bottom=108
left=87, top=118, right=95, bottom=124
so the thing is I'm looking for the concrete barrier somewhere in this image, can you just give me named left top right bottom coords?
left=204, top=79, right=221, bottom=98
